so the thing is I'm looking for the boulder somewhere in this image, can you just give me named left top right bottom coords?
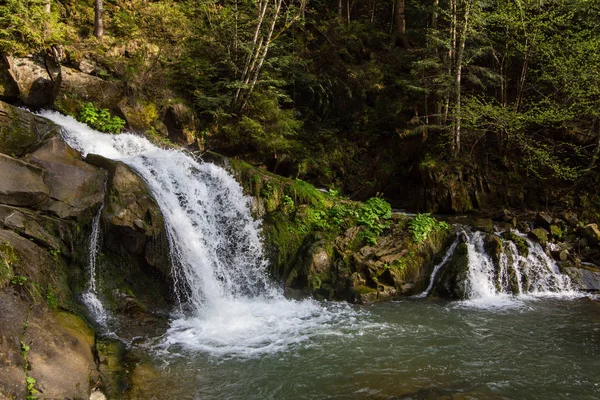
left=163, top=103, right=196, bottom=146
left=25, top=136, right=105, bottom=219
left=56, top=66, right=123, bottom=111
left=431, top=243, right=470, bottom=299
left=0, top=56, right=19, bottom=101
left=584, top=224, right=600, bottom=246
left=561, top=265, right=600, bottom=291
left=528, top=228, right=549, bottom=246
left=0, top=154, right=50, bottom=207
left=472, top=218, right=494, bottom=233
left=562, top=211, right=579, bottom=228
left=0, top=100, right=61, bottom=157
left=535, top=212, right=553, bottom=230
left=5, top=56, right=60, bottom=107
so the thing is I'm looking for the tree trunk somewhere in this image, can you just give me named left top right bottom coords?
left=392, top=0, right=409, bottom=47
left=44, top=0, right=51, bottom=13
left=452, top=0, right=471, bottom=156
left=94, top=0, right=103, bottom=39
left=338, top=0, right=343, bottom=20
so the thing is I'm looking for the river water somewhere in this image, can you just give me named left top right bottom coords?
left=38, top=111, right=600, bottom=400
left=134, top=297, right=600, bottom=400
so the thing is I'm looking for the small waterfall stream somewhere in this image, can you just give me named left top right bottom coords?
left=426, top=230, right=576, bottom=306
left=81, top=204, right=111, bottom=328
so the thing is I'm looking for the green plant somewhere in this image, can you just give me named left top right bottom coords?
left=356, top=197, right=392, bottom=245
left=26, top=376, right=38, bottom=400
left=46, top=285, right=57, bottom=309
left=11, top=275, right=28, bottom=286
left=408, top=213, right=450, bottom=243
left=78, top=103, right=125, bottom=134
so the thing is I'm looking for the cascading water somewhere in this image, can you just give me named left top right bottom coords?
left=39, top=111, right=362, bottom=358
left=81, top=204, right=111, bottom=328
left=428, top=230, right=577, bottom=307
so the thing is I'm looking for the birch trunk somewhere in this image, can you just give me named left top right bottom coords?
left=94, top=0, right=103, bottom=39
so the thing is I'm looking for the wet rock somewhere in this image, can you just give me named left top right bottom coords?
left=501, top=231, right=529, bottom=257
left=0, top=154, right=50, bottom=207
left=0, top=100, right=61, bottom=157
left=528, top=228, right=549, bottom=246
left=5, top=56, right=60, bottom=107
left=535, top=212, right=553, bottom=230
left=431, top=243, right=470, bottom=299
left=561, top=265, right=600, bottom=291
left=25, top=136, right=105, bottom=219
left=472, top=218, right=494, bottom=233
left=583, top=224, right=600, bottom=246
left=551, top=248, right=569, bottom=262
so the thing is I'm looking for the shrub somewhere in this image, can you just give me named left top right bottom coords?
left=408, top=213, right=450, bottom=243
left=78, top=103, right=126, bottom=134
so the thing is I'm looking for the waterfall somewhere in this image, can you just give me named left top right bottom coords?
left=39, top=111, right=359, bottom=358
left=427, top=230, right=576, bottom=307
left=81, top=204, right=111, bottom=328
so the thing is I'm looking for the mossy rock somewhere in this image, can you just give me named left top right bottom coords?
left=431, top=243, right=470, bottom=299
left=528, top=228, right=549, bottom=246
left=550, top=225, right=563, bottom=240
left=0, top=100, right=60, bottom=157
left=501, top=231, right=529, bottom=257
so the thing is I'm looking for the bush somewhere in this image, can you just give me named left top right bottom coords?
left=408, top=213, right=450, bottom=243
left=78, top=103, right=126, bottom=134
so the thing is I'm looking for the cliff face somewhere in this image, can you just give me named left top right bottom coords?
left=0, top=101, right=172, bottom=399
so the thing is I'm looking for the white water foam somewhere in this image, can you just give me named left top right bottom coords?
left=456, top=231, right=579, bottom=309
left=40, top=111, right=363, bottom=358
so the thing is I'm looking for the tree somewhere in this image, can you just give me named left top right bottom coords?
left=94, top=0, right=103, bottom=39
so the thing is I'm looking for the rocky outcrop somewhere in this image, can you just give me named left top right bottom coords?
left=0, top=101, right=172, bottom=398
left=57, top=66, right=123, bottom=111
left=0, top=100, right=61, bottom=157
left=25, top=136, right=106, bottom=219
left=5, top=56, right=60, bottom=107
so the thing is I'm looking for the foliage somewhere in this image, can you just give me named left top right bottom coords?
left=408, top=213, right=450, bottom=244
left=0, top=241, right=17, bottom=288
left=11, top=275, right=28, bottom=286
left=357, top=198, right=392, bottom=245
left=78, top=103, right=126, bottom=134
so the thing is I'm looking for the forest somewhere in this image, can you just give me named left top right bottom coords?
left=2, top=0, right=600, bottom=214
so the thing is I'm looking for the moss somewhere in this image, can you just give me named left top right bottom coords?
left=0, top=241, right=17, bottom=288
left=529, top=228, right=549, bottom=246
left=501, top=231, right=529, bottom=257
left=550, top=224, right=563, bottom=240
left=352, top=285, right=377, bottom=295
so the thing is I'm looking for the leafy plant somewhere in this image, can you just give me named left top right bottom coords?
left=11, top=275, right=28, bottom=286
left=408, top=213, right=450, bottom=243
left=78, top=103, right=126, bottom=134
left=357, top=197, right=392, bottom=245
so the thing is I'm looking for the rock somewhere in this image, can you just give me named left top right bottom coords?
left=550, top=248, right=569, bottom=261
left=535, top=212, right=553, bottom=230
left=584, top=224, right=600, bottom=245
left=549, top=224, right=563, bottom=240
left=501, top=231, right=529, bottom=257
left=0, top=205, right=62, bottom=250
left=0, top=154, right=50, bottom=207
left=562, top=211, right=579, bottom=228
left=76, top=59, right=99, bottom=75
left=483, top=234, right=503, bottom=264
left=472, top=218, right=494, bottom=233
left=5, top=56, right=60, bottom=107
left=491, top=209, right=513, bottom=221
left=561, top=265, right=600, bottom=291
left=458, top=231, right=468, bottom=243
left=431, top=243, right=470, bottom=299
left=56, top=66, right=123, bottom=111
left=164, top=103, right=197, bottom=146
left=496, top=222, right=514, bottom=232
left=0, top=56, right=19, bottom=101
left=0, top=100, right=61, bottom=157
left=528, top=228, right=549, bottom=246
left=25, top=136, right=105, bottom=219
